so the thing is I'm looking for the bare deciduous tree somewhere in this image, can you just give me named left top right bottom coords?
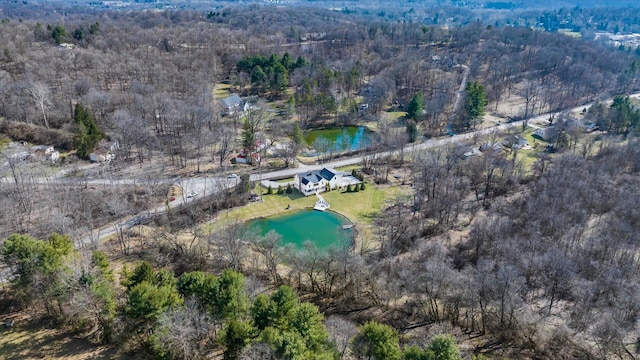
left=28, top=81, right=51, bottom=129
left=324, top=316, right=358, bottom=359
left=151, top=299, right=217, bottom=360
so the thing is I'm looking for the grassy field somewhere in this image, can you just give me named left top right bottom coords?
left=274, top=177, right=295, bottom=183
left=559, top=29, right=582, bottom=38
left=386, top=111, right=407, bottom=119
left=335, top=164, right=361, bottom=173
left=213, top=83, right=233, bottom=99
left=515, top=126, right=543, bottom=171
left=205, top=182, right=403, bottom=237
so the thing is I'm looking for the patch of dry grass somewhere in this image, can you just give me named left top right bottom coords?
left=0, top=315, right=127, bottom=360
left=213, top=83, right=233, bottom=99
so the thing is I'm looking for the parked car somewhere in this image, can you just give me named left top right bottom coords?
left=187, top=191, right=198, bottom=198
left=228, top=173, right=239, bottom=179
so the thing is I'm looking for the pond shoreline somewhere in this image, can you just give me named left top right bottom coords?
left=249, top=208, right=356, bottom=250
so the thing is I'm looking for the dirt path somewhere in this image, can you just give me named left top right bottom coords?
left=449, top=64, right=471, bottom=126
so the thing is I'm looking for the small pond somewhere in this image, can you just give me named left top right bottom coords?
left=304, top=126, right=373, bottom=153
left=250, top=210, right=354, bottom=250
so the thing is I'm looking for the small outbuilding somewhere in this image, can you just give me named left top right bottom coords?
left=533, top=127, right=558, bottom=142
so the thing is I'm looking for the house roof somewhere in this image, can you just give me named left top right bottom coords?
left=91, top=149, right=108, bottom=156
left=319, top=168, right=336, bottom=181
left=220, top=94, right=242, bottom=110
left=32, top=149, right=48, bottom=156
left=533, top=127, right=557, bottom=140
left=236, top=152, right=260, bottom=159
left=298, top=168, right=337, bottom=186
left=479, top=142, right=503, bottom=153
left=299, top=171, right=324, bottom=186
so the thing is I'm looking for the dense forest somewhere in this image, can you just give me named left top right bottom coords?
left=2, top=2, right=640, bottom=359
left=0, top=5, right=638, bottom=238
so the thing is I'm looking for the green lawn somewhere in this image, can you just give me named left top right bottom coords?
left=515, top=149, right=539, bottom=172
left=274, top=177, right=295, bottom=183
left=386, top=111, right=407, bottom=119
left=335, top=164, right=361, bottom=173
left=559, top=29, right=582, bottom=38
left=505, top=126, right=545, bottom=173
left=205, top=183, right=401, bottom=234
left=519, top=126, right=536, bottom=142
left=213, top=83, right=232, bottom=99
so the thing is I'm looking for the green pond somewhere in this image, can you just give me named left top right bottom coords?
left=250, top=210, right=354, bottom=249
left=304, top=126, right=373, bottom=153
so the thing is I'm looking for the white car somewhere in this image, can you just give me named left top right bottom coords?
left=228, top=173, right=239, bottom=179
left=187, top=191, right=198, bottom=198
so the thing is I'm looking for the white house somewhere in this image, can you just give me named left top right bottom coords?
left=294, top=168, right=361, bottom=196
left=30, top=145, right=59, bottom=163
left=479, top=142, right=504, bottom=154
left=102, top=140, right=119, bottom=152
left=533, top=127, right=558, bottom=142
left=502, top=135, right=531, bottom=150
left=89, top=149, right=115, bottom=163
left=220, top=94, right=250, bottom=116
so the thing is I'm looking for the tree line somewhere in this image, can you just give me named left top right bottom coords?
left=1, top=232, right=466, bottom=359
left=0, top=6, right=636, bottom=162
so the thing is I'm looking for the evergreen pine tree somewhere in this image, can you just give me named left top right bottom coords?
left=291, top=122, right=304, bottom=147
left=406, top=120, right=418, bottom=143
left=406, top=91, right=424, bottom=121
left=241, top=118, right=255, bottom=155
left=465, top=81, right=488, bottom=128
left=74, top=103, right=103, bottom=158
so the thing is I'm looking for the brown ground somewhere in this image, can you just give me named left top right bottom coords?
left=0, top=312, right=130, bottom=360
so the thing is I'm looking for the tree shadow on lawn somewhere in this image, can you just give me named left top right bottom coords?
left=360, top=210, right=380, bottom=222
left=284, top=192, right=305, bottom=201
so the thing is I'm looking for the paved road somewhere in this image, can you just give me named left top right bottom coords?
left=144, top=91, right=640, bottom=201
left=11, top=92, right=640, bottom=248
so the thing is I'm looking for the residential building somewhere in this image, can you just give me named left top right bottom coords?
left=294, top=167, right=361, bottom=196
left=220, top=94, right=250, bottom=116
left=234, top=152, right=260, bottom=164
left=502, top=135, right=531, bottom=150
left=533, top=127, right=558, bottom=142
left=89, top=149, right=115, bottom=162
left=30, top=145, right=59, bottom=163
